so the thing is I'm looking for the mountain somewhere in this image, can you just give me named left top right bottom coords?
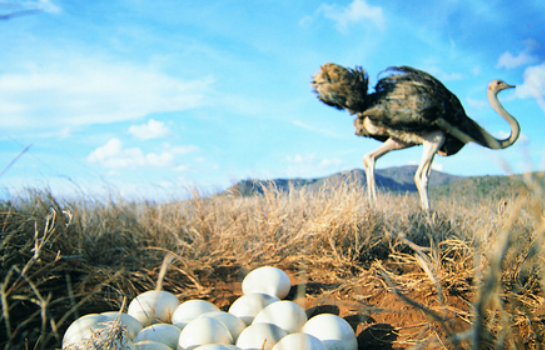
left=429, top=171, right=545, bottom=200
left=225, top=167, right=545, bottom=203
left=227, top=166, right=464, bottom=197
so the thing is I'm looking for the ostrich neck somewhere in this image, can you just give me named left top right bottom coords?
left=484, top=88, right=521, bottom=149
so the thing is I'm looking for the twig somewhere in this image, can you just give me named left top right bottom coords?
left=0, top=144, right=31, bottom=177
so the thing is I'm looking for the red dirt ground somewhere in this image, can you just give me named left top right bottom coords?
left=200, top=268, right=472, bottom=349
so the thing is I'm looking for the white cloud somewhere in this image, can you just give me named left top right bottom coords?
left=87, top=138, right=201, bottom=170
left=319, top=157, right=343, bottom=168
left=496, top=51, right=539, bottom=70
left=86, top=138, right=177, bottom=169
left=0, top=58, right=213, bottom=130
left=513, top=62, right=545, bottom=104
left=313, top=0, right=385, bottom=33
left=496, top=40, right=540, bottom=70
left=129, top=119, right=170, bottom=140
left=87, top=138, right=124, bottom=163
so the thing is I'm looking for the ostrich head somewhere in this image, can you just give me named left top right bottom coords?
left=488, top=80, right=516, bottom=94
left=311, top=62, right=369, bottom=113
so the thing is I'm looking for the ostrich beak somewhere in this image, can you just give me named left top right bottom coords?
left=505, top=83, right=516, bottom=89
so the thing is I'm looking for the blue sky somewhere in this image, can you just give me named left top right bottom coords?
left=1, top=0, right=544, bottom=199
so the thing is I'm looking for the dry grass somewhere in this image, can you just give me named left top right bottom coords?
left=1, top=176, right=544, bottom=349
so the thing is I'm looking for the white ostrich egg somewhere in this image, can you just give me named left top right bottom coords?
left=134, top=323, right=181, bottom=349
left=228, top=293, right=280, bottom=326
left=235, top=323, right=287, bottom=350
left=302, top=314, right=357, bottom=350
left=128, top=291, right=180, bottom=327
left=193, top=345, right=242, bottom=350
left=242, top=266, right=291, bottom=299
left=178, top=317, right=233, bottom=350
left=171, top=299, right=220, bottom=329
left=101, top=311, right=143, bottom=340
left=63, top=313, right=108, bottom=347
left=198, top=311, right=246, bottom=342
left=271, top=333, right=327, bottom=350
left=252, top=301, right=307, bottom=334
left=135, top=340, right=174, bottom=350
left=63, top=313, right=136, bottom=349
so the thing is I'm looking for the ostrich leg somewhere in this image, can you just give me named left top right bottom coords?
left=362, top=138, right=410, bottom=202
left=414, top=131, right=446, bottom=211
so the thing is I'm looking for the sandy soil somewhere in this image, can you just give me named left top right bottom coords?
left=199, top=266, right=472, bottom=349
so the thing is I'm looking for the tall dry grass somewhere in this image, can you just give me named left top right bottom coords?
left=0, top=176, right=544, bottom=349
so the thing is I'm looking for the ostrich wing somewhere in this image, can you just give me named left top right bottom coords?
left=362, top=67, right=460, bottom=129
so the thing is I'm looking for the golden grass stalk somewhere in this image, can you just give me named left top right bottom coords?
left=0, top=176, right=543, bottom=349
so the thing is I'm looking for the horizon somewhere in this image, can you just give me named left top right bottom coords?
left=1, top=0, right=544, bottom=200
left=230, top=163, right=535, bottom=184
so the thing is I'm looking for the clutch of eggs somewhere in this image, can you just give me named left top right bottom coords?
left=63, top=266, right=357, bottom=350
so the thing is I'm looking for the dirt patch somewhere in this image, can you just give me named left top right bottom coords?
left=191, top=266, right=472, bottom=349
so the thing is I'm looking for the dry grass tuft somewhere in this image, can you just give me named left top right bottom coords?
left=1, top=176, right=544, bottom=349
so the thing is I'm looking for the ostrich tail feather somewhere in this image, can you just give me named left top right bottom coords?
left=311, top=62, right=369, bottom=113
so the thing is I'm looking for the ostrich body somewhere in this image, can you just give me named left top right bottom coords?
left=311, top=63, right=521, bottom=210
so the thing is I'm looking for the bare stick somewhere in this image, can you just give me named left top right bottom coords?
left=0, top=144, right=32, bottom=177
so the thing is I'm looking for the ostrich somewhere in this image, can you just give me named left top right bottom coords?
left=311, top=63, right=521, bottom=211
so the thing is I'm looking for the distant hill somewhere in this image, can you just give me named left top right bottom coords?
left=430, top=172, right=544, bottom=201
left=226, top=166, right=544, bottom=199
left=227, top=166, right=464, bottom=196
